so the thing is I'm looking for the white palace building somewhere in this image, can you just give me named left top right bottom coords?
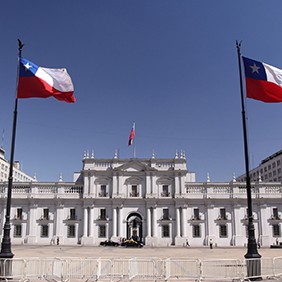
left=0, top=150, right=282, bottom=248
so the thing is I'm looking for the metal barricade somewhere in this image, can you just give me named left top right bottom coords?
left=0, top=258, right=26, bottom=281
left=63, top=258, right=98, bottom=280
left=0, top=256, right=281, bottom=281
left=273, top=256, right=282, bottom=277
left=200, top=259, right=244, bottom=281
left=128, top=257, right=163, bottom=281
left=164, top=258, right=200, bottom=281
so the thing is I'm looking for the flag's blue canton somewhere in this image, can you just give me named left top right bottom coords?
left=19, top=58, right=39, bottom=77
left=243, top=57, right=267, bottom=81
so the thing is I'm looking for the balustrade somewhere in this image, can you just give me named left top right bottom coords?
left=1, top=181, right=282, bottom=199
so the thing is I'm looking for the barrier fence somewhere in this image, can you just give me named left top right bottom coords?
left=0, top=256, right=281, bottom=281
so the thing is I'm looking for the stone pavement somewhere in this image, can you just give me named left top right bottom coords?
left=10, top=244, right=282, bottom=260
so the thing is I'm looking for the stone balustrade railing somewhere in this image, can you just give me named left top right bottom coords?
left=0, top=181, right=281, bottom=199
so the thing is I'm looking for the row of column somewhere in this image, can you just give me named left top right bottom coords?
left=82, top=206, right=190, bottom=239
left=80, top=204, right=270, bottom=242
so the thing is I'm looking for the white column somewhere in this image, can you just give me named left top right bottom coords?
left=152, top=207, right=157, bottom=237
left=146, top=174, right=151, bottom=196
left=83, top=207, right=88, bottom=237
left=182, top=206, right=187, bottom=237
left=112, top=174, right=117, bottom=196
left=147, top=208, right=151, bottom=237
left=117, top=176, right=122, bottom=196
left=180, top=174, right=185, bottom=195
left=152, top=175, right=156, bottom=195
left=29, top=203, right=37, bottom=237
left=259, top=204, right=269, bottom=246
left=56, top=203, right=64, bottom=237
left=119, top=206, right=123, bottom=238
left=83, top=174, right=89, bottom=196
left=89, top=206, right=94, bottom=237
left=176, top=207, right=181, bottom=237
left=175, top=174, right=180, bottom=195
left=206, top=205, right=215, bottom=243
left=113, top=207, right=117, bottom=237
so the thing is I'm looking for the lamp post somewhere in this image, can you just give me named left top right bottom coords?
left=236, top=41, right=261, bottom=280
left=0, top=39, right=24, bottom=277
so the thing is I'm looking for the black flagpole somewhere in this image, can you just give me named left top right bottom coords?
left=0, top=39, right=24, bottom=262
left=236, top=41, right=261, bottom=279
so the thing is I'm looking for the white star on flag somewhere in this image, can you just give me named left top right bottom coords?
left=250, top=63, right=260, bottom=74
left=24, top=62, right=32, bottom=70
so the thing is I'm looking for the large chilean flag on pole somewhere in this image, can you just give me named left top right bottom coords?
left=128, top=123, right=135, bottom=146
left=243, top=56, right=282, bottom=103
left=17, top=58, right=76, bottom=103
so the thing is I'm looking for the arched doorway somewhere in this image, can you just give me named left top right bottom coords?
left=126, top=213, right=143, bottom=243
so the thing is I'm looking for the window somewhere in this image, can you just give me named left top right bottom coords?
left=99, top=185, right=107, bottom=197
left=161, top=185, right=169, bottom=197
left=163, top=208, right=169, bottom=220
left=43, top=208, right=49, bottom=220
left=70, top=208, right=76, bottom=220
left=162, top=225, right=170, bottom=237
left=193, top=208, right=200, bottom=220
left=130, top=185, right=138, bottom=197
left=273, top=224, right=281, bottom=237
left=100, top=208, right=106, bottom=220
left=193, top=225, right=201, bottom=238
left=273, top=208, right=279, bottom=219
left=219, top=225, right=228, bottom=238
left=67, top=225, right=76, bottom=238
left=16, top=208, right=23, bottom=220
left=219, top=208, right=227, bottom=220
left=41, top=225, right=49, bottom=238
left=98, top=225, right=106, bottom=238
left=14, top=225, right=22, bottom=237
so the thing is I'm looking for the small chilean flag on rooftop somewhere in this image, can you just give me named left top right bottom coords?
left=128, top=123, right=135, bottom=146
left=243, top=56, right=282, bottom=103
left=17, top=58, right=76, bottom=103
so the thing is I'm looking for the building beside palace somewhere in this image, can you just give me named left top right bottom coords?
left=0, top=147, right=35, bottom=183
left=0, top=150, right=281, bottom=248
left=237, top=149, right=282, bottom=183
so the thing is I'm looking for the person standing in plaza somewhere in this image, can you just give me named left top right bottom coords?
left=209, top=239, right=213, bottom=249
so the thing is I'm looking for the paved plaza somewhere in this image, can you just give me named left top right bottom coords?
left=0, top=245, right=280, bottom=281
left=11, top=244, right=282, bottom=260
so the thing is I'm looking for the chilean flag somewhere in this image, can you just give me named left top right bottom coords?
left=243, top=57, right=282, bottom=103
left=17, top=58, right=76, bottom=103
left=128, top=123, right=135, bottom=146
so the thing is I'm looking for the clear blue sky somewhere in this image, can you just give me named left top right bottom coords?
left=1, top=1, right=282, bottom=182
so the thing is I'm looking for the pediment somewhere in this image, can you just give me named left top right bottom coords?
left=115, top=160, right=156, bottom=172
left=156, top=177, right=174, bottom=184
left=125, top=176, right=143, bottom=185
left=94, top=177, right=111, bottom=184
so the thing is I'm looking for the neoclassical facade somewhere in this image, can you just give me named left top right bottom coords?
left=0, top=153, right=281, bottom=247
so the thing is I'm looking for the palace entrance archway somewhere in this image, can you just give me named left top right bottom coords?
left=126, top=213, right=143, bottom=243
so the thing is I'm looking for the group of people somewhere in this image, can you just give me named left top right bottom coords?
left=185, top=239, right=214, bottom=249
left=50, top=237, right=60, bottom=245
